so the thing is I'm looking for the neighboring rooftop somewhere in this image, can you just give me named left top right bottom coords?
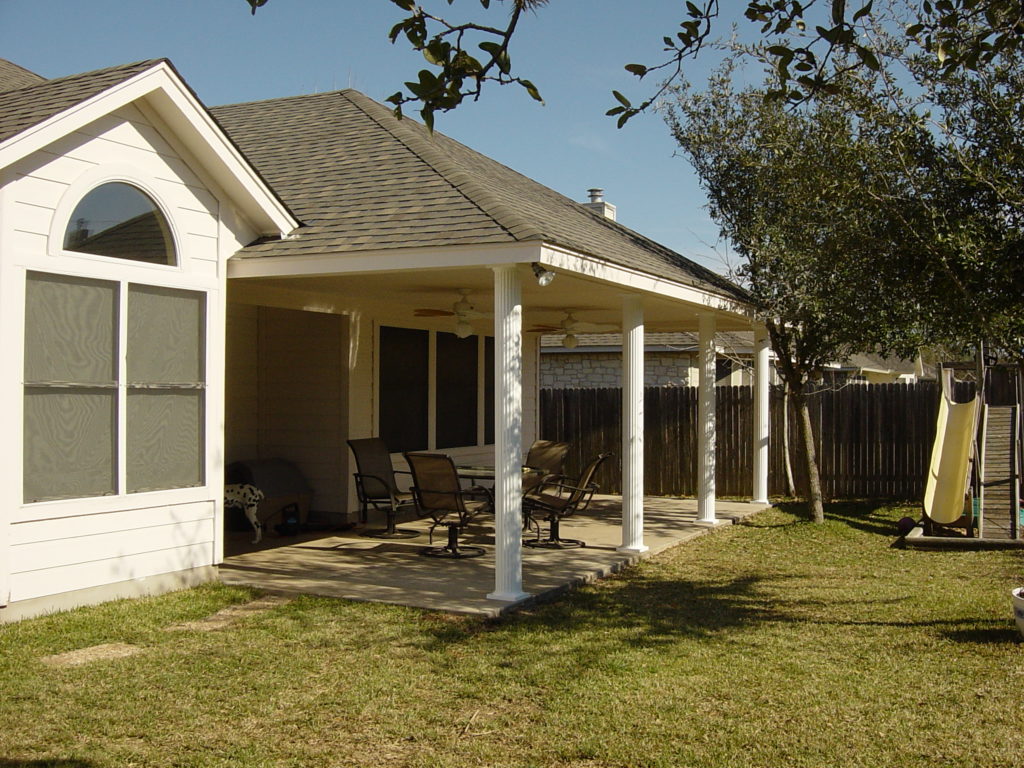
left=540, top=331, right=755, bottom=352
left=212, top=90, right=746, bottom=301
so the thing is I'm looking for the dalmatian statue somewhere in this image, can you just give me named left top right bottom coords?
left=224, top=483, right=266, bottom=543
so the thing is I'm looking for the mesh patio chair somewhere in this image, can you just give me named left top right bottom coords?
left=348, top=438, right=419, bottom=539
left=523, top=452, right=613, bottom=549
left=522, top=440, right=570, bottom=496
left=404, top=452, right=491, bottom=558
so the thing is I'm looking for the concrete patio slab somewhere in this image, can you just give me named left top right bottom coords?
left=219, top=495, right=769, bottom=617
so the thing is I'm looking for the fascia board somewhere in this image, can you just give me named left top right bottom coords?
left=227, top=241, right=544, bottom=279
left=0, top=62, right=297, bottom=236
left=539, top=244, right=754, bottom=321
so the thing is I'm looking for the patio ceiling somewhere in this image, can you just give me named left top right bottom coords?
left=228, top=262, right=755, bottom=334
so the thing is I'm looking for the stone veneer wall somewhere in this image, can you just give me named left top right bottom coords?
left=540, top=351, right=695, bottom=388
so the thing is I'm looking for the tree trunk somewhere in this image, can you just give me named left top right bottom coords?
left=782, top=390, right=796, bottom=497
left=790, top=387, right=825, bottom=523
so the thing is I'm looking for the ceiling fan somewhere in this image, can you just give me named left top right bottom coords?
left=528, top=311, right=618, bottom=348
left=413, top=289, right=490, bottom=338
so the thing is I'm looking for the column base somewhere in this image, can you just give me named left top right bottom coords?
left=751, top=498, right=770, bottom=506
left=487, top=590, right=531, bottom=602
left=694, top=518, right=729, bottom=528
left=617, top=544, right=649, bottom=554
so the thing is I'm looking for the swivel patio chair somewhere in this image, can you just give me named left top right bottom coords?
left=404, top=452, right=491, bottom=558
left=523, top=452, right=613, bottom=549
left=348, top=438, right=419, bottom=539
left=522, top=439, right=570, bottom=496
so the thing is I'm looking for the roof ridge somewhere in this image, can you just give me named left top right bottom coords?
left=10, top=59, right=166, bottom=95
left=341, top=91, right=545, bottom=243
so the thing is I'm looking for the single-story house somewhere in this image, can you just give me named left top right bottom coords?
left=540, top=330, right=761, bottom=388
left=540, top=332, right=931, bottom=389
left=0, top=57, right=772, bottom=622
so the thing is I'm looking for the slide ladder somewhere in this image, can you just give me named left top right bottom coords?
left=979, top=405, right=1021, bottom=539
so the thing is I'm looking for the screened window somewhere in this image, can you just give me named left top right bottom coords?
left=24, top=272, right=205, bottom=503
left=435, top=332, right=478, bottom=449
left=379, top=327, right=429, bottom=453
left=378, top=326, right=492, bottom=453
left=127, top=286, right=205, bottom=492
left=24, top=274, right=118, bottom=502
left=63, top=182, right=176, bottom=266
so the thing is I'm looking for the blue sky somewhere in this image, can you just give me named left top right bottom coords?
left=2, top=0, right=734, bottom=272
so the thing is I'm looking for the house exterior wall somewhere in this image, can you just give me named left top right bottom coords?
left=226, top=280, right=540, bottom=524
left=224, top=304, right=349, bottom=519
left=540, top=350, right=696, bottom=388
left=539, top=349, right=757, bottom=388
left=0, top=104, right=256, bottom=620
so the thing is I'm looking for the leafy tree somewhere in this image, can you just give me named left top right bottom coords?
left=245, top=0, right=1024, bottom=125
left=909, top=51, right=1024, bottom=362
left=665, top=65, right=932, bottom=521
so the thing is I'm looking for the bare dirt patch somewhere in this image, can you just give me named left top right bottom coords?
left=166, top=594, right=292, bottom=631
left=40, top=642, right=144, bottom=667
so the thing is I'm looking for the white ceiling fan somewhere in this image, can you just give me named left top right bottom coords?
left=413, top=289, right=490, bottom=337
left=528, top=311, right=618, bottom=348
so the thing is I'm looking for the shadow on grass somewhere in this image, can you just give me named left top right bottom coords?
left=945, top=626, right=1022, bottom=644
left=772, top=499, right=908, bottom=537
left=0, top=760, right=97, bottom=767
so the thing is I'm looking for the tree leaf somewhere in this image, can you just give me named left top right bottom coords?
left=625, top=63, right=648, bottom=77
left=612, top=90, right=632, bottom=108
left=831, top=0, right=846, bottom=26
left=521, top=79, right=544, bottom=103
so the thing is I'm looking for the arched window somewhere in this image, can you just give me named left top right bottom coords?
left=63, top=182, right=176, bottom=266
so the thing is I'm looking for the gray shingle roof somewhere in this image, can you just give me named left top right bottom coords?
left=212, top=90, right=745, bottom=300
left=0, top=59, right=45, bottom=93
left=0, top=60, right=161, bottom=147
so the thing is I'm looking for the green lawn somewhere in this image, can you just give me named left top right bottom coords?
left=2, top=502, right=1022, bottom=768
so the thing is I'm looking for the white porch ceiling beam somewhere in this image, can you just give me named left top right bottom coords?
left=487, top=264, right=529, bottom=603
left=540, top=244, right=751, bottom=322
left=619, top=294, right=648, bottom=553
left=228, top=243, right=544, bottom=279
left=753, top=326, right=771, bottom=504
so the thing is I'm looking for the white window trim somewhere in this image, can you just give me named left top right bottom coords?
left=21, top=270, right=209, bottom=511
left=48, top=164, right=184, bottom=274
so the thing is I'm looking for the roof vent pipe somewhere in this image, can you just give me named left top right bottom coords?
left=583, top=188, right=616, bottom=221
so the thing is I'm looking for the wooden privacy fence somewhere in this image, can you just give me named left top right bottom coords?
left=539, top=382, right=942, bottom=500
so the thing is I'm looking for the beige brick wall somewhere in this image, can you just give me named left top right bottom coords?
left=540, top=351, right=695, bottom=388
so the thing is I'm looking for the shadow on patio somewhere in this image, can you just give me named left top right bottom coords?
left=220, top=496, right=768, bottom=617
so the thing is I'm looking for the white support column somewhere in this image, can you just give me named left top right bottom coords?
left=619, top=294, right=648, bottom=553
left=697, top=313, right=720, bottom=525
left=488, top=264, right=529, bottom=602
left=752, top=325, right=771, bottom=504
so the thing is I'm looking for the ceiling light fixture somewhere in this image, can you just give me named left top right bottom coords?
left=562, top=332, right=579, bottom=349
left=455, top=319, right=473, bottom=339
left=532, top=262, right=555, bottom=287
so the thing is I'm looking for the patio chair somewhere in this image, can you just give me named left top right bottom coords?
left=522, top=439, right=570, bottom=495
left=404, top=452, right=491, bottom=558
left=523, top=452, right=613, bottom=549
left=348, top=438, right=419, bottom=539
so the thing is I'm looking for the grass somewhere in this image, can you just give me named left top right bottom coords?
left=2, top=501, right=1023, bottom=767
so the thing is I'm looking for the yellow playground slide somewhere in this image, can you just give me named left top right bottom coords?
left=923, top=395, right=980, bottom=525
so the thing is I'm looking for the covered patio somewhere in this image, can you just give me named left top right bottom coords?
left=220, top=495, right=768, bottom=617
left=214, top=88, right=773, bottom=610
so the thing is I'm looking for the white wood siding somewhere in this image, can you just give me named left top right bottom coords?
left=8, top=501, right=214, bottom=601
left=0, top=102, right=256, bottom=611
left=257, top=306, right=347, bottom=515
left=226, top=302, right=259, bottom=463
